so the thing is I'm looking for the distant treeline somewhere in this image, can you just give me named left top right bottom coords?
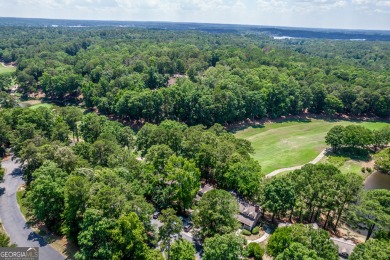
left=1, top=17, right=390, bottom=41
left=0, top=27, right=389, bottom=125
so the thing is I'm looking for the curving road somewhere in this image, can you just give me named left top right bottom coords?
left=265, top=149, right=329, bottom=178
left=0, top=156, right=65, bottom=260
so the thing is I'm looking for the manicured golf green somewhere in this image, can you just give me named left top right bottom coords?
left=234, top=119, right=390, bottom=174
left=0, top=63, right=16, bottom=74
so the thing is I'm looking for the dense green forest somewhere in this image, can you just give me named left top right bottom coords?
left=0, top=106, right=262, bottom=259
left=1, top=105, right=389, bottom=259
left=1, top=26, right=390, bottom=259
left=0, top=27, right=389, bottom=125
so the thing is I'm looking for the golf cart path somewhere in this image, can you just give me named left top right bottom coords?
left=265, top=149, right=329, bottom=178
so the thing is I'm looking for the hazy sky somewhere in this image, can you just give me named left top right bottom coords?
left=0, top=0, right=389, bottom=30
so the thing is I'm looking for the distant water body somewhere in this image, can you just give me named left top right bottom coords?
left=273, top=36, right=297, bottom=40
left=273, top=35, right=366, bottom=41
left=365, top=171, right=390, bottom=190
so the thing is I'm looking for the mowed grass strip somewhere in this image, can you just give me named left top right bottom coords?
left=29, top=103, right=54, bottom=110
left=0, top=63, right=16, bottom=74
left=234, top=119, right=390, bottom=174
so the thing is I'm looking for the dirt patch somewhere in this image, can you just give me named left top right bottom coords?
left=2, top=155, right=11, bottom=162
left=335, top=224, right=366, bottom=244
left=167, top=74, right=186, bottom=86
left=27, top=221, right=77, bottom=259
left=362, top=160, right=375, bottom=168
left=28, top=91, right=46, bottom=99
left=0, top=62, right=16, bottom=68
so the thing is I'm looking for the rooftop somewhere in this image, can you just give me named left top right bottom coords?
left=231, top=191, right=261, bottom=228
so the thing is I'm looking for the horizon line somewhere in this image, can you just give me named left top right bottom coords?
left=1, top=16, right=390, bottom=33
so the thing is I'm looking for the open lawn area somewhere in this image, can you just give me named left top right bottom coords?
left=19, top=100, right=54, bottom=109
left=29, top=103, right=54, bottom=110
left=0, top=63, right=16, bottom=74
left=234, top=118, right=390, bottom=174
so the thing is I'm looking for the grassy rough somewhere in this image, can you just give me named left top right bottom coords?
left=29, top=103, right=54, bottom=110
left=234, top=119, right=390, bottom=174
left=0, top=64, right=16, bottom=74
left=16, top=190, right=29, bottom=218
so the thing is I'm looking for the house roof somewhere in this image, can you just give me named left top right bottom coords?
left=237, top=214, right=256, bottom=227
left=232, top=191, right=261, bottom=228
left=238, top=200, right=259, bottom=218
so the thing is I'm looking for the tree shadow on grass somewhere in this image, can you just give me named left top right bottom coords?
left=228, top=116, right=314, bottom=133
left=274, top=117, right=312, bottom=124
left=229, top=123, right=265, bottom=133
left=327, top=148, right=372, bottom=162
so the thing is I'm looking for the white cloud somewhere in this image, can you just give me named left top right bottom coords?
left=377, top=0, right=390, bottom=7
left=256, top=0, right=346, bottom=13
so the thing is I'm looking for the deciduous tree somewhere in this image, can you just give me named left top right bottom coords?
left=193, top=189, right=239, bottom=238
left=203, top=233, right=245, bottom=260
left=170, top=239, right=195, bottom=260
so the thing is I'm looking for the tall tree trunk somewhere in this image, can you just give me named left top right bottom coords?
left=309, top=208, right=315, bottom=223
left=366, top=224, right=376, bottom=241
left=271, top=213, right=275, bottom=222
left=298, top=208, right=303, bottom=223
left=334, top=203, right=345, bottom=232
left=289, top=208, right=294, bottom=222
left=323, top=210, right=331, bottom=229
left=308, top=203, right=313, bottom=219
left=314, top=206, right=323, bottom=222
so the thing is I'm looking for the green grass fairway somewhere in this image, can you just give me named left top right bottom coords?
left=29, top=103, right=54, bottom=110
left=234, top=119, right=390, bottom=174
left=0, top=63, right=16, bottom=74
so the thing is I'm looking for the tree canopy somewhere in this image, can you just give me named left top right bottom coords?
left=267, top=224, right=338, bottom=260
left=349, top=239, right=390, bottom=260
left=347, top=189, right=390, bottom=241
left=203, top=233, right=245, bottom=260
left=193, top=189, right=239, bottom=239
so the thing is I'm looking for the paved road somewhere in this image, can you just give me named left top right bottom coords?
left=0, top=156, right=65, bottom=260
left=265, top=149, right=329, bottom=178
left=247, top=227, right=271, bottom=243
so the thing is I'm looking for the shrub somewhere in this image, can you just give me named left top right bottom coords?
left=246, top=242, right=264, bottom=260
left=328, top=156, right=347, bottom=167
left=361, top=167, right=366, bottom=173
left=242, top=229, right=251, bottom=236
left=252, top=226, right=260, bottom=235
left=374, top=148, right=390, bottom=174
left=0, top=168, right=4, bottom=182
left=0, top=230, right=10, bottom=247
left=366, top=167, right=373, bottom=173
